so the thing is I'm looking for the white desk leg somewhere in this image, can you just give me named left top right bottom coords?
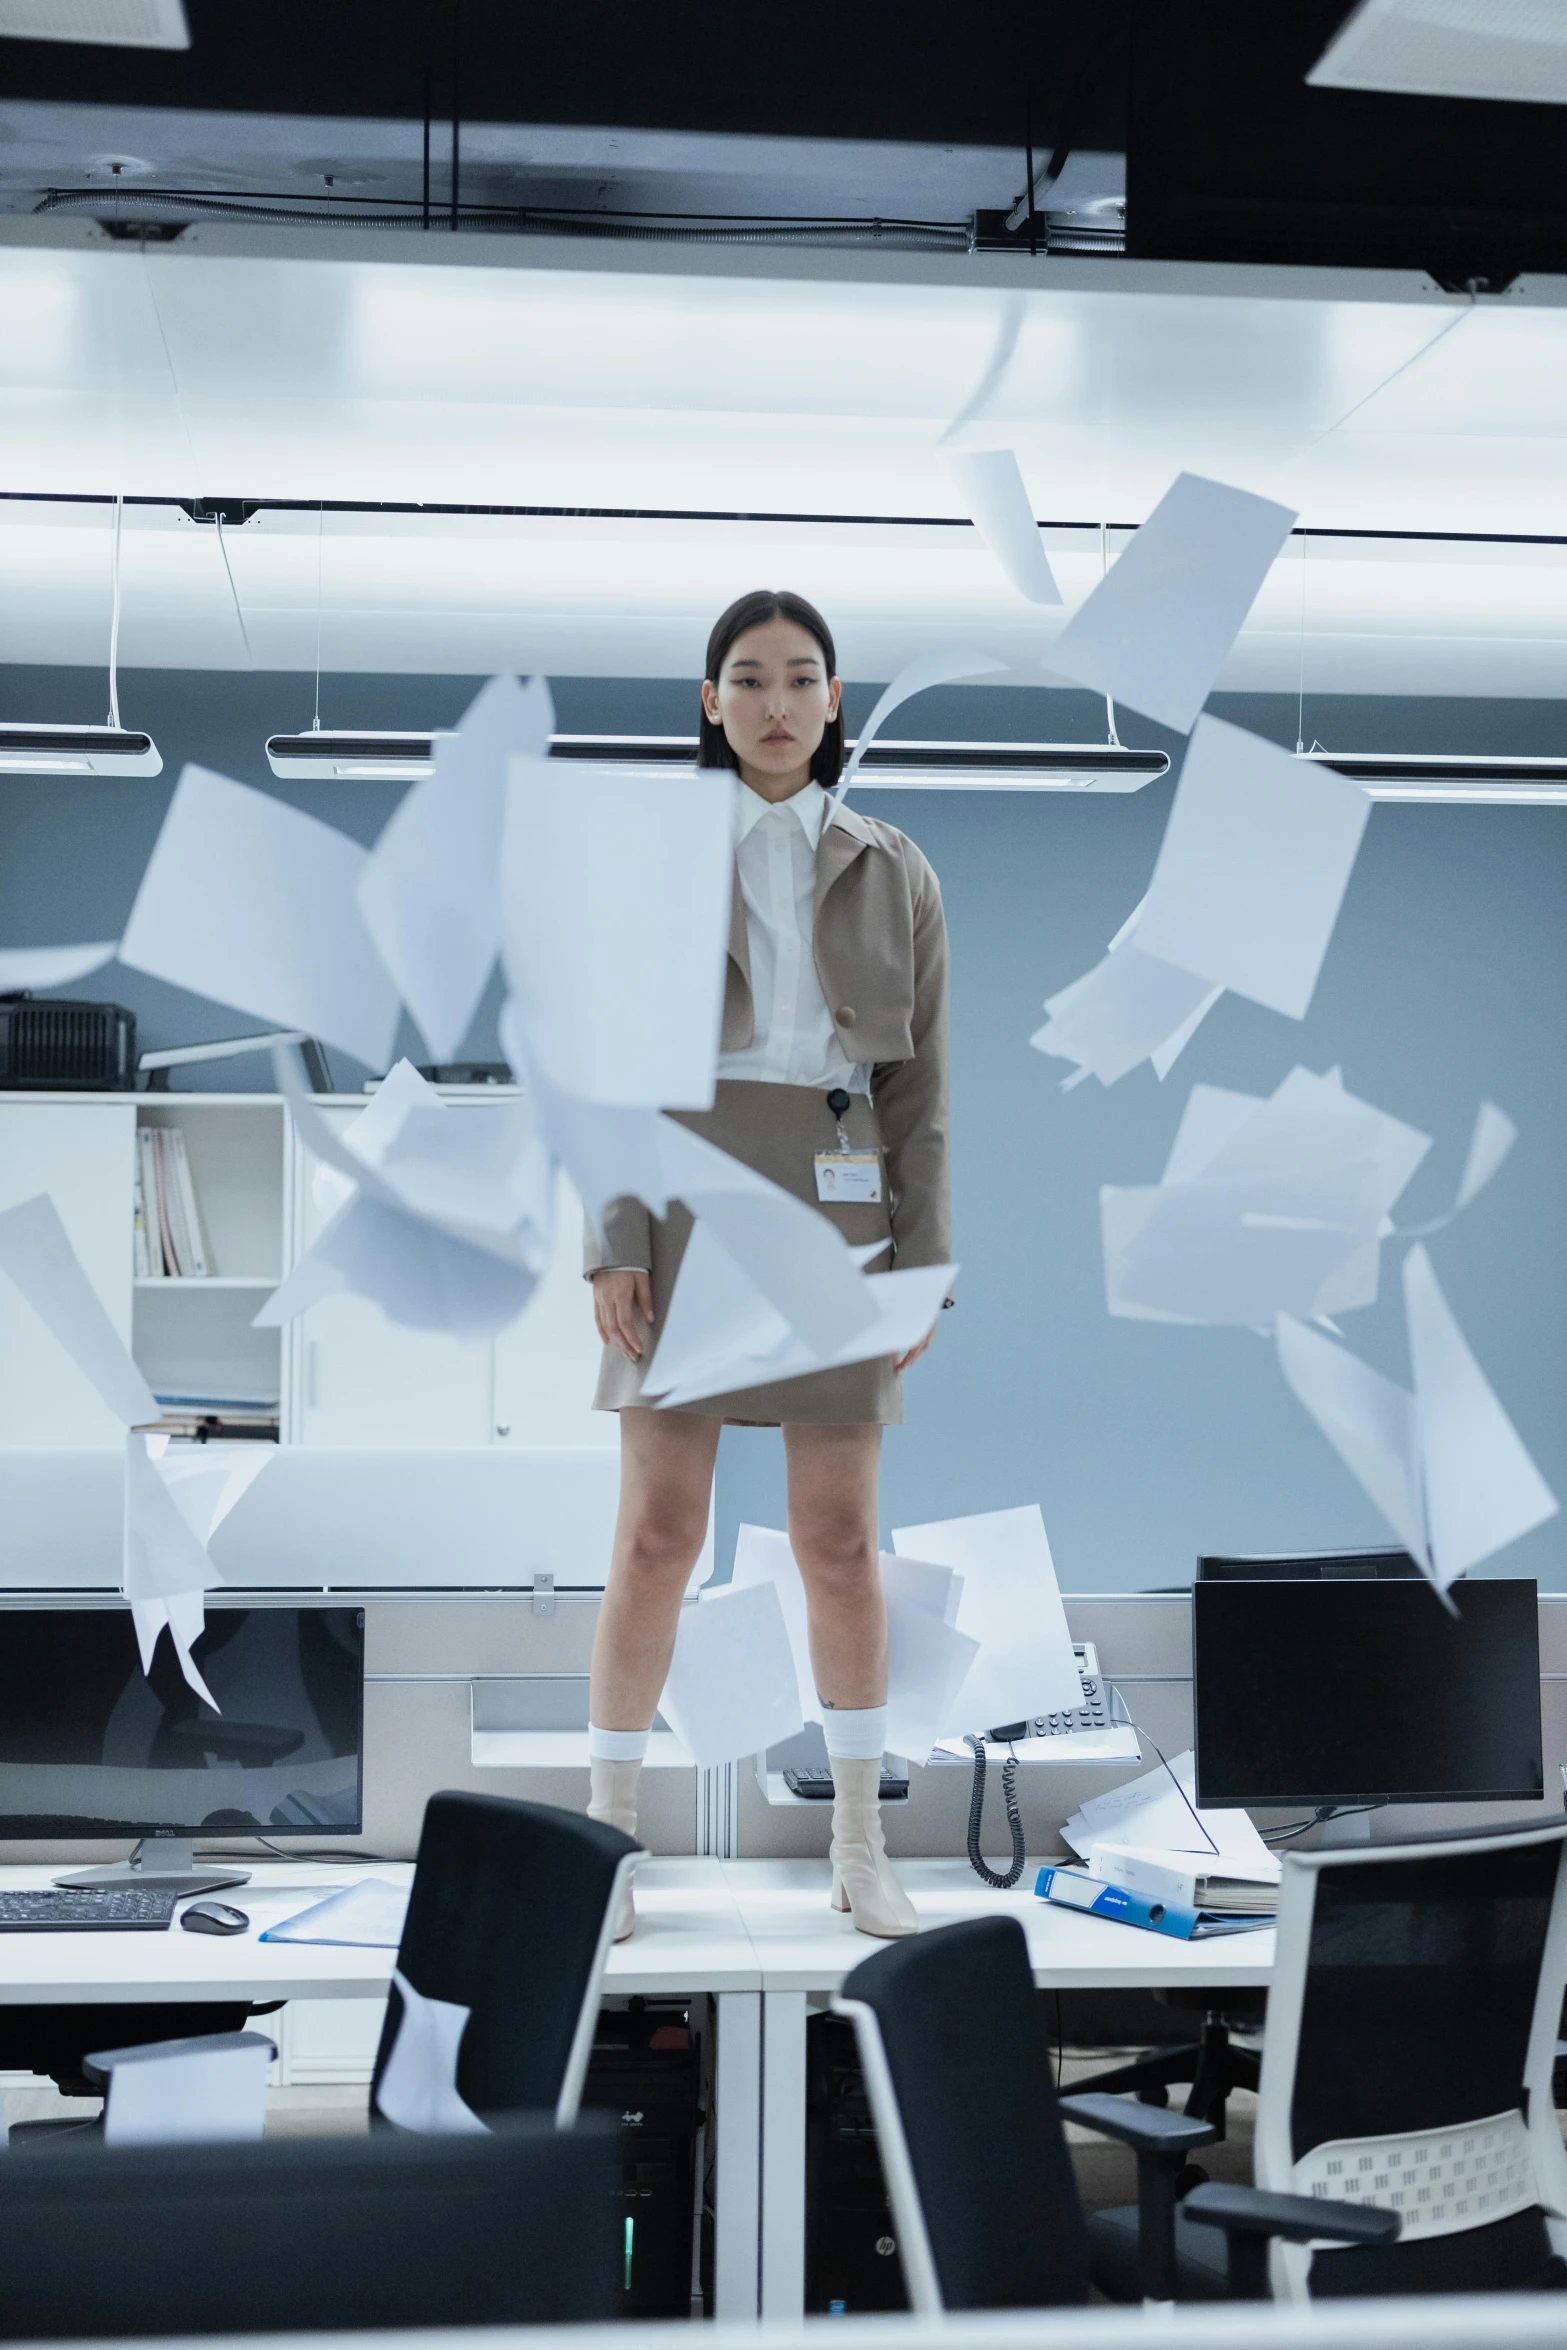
left=760, top=1989, right=808, bottom=2320
left=714, top=1990, right=762, bottom=2320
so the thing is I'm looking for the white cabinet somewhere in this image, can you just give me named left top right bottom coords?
left=491, top=1172, right=614, bottom=1452
left=0, top=1102, right=134, bottom=1446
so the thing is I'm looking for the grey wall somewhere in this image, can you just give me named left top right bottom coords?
left=3, top=666, right=1564, bottom=1591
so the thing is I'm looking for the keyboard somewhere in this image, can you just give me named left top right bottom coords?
left=0, top=1888, right=177, bottom=1932
left=781, top=1767, right=910, bottom=1802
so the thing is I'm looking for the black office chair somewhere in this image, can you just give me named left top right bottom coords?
left=371, top=1789, right=638, bottom=2127
left=833, top=1917, right=1236, bottom=2307
left=1091, top=1818, right=1567, bottom=2301
left=0, top=2115, right=620, bottom=2337
left=1051, top=1986, right=1266, bottom=2140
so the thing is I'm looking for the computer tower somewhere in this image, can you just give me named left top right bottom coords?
left=580, top=2002, right=701, bottom=2319
left=805, top=2013, right=908, bottom=2314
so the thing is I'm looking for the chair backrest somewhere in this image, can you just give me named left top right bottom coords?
left=370, top=1790, right=637, bottom=2127
left=834, top=1916, right=1089, bottom=2313
left=0, top=2115, right=619, bottom=2338
left=1257, top=1817, right=1567, bottom=2300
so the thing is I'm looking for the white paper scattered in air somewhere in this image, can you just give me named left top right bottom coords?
left=835, top=648, right=1008, bottom=800
left=655, top=1581, right=805, bottom=1766
left=375, top=1970, right=489, bottom=2135
left=358, top=675, right=553, bottom=1063
left=891, top=1504, right=1083, bottom=1730
left=942, top=449, right=1061, bottom=604
left=123, top=1433, right=223, bottom=1707
left=1031, top=944, right=1220, bottom=1089
left=1400, top=1101, right=1518, bottom=1235
left=0, top=941, right=117, bottom=991
left=120, top=765, right=401, bottom=1070
left=1047, top=473, right=1297, bottom=733
left=501, top=756, right=734, bottom=1108
left=0, top=1194, right=160, bottom=1426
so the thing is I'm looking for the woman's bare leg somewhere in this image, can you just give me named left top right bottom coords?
left=782, top=1422, right=886, bottom=1709
left=590, top=1406, right=722, bottom=1731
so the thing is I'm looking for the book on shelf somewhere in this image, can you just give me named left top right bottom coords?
left=132, top=1150, right=151, bottom=1278
left=135, top=1127, right=212, bottom=1277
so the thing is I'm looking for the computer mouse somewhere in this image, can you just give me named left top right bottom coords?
left=180, top=1900, right=250, bottom=1936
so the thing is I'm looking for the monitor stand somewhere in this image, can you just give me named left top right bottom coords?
left=53, top=1840, right=250, bottom=1896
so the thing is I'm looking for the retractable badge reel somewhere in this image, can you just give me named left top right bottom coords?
left=816, top=1087, right=883, bottom=1203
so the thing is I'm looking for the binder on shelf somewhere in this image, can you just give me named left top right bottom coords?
left=132, top=1150, right=151, bottom=1278
left=137, top=1126, right=169, bottom=1277
left=166, top=1128, right=210, bottom=1276
left=1034, top=1864, right=1274, bottom=1942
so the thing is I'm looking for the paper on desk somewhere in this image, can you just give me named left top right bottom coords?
left=1046, top=473, right=1297, bottom=733
left=119, top=765, right=401, bottom=1071
left=1133, top=717, right=1371, bottom=1020
left=375, top=1970, right=489, bottom=2135
left=358, top=675, right=553, bottom=1063
left=262, top=1878, right=411, bottom=1947
left=501, top=755, right=734, bottom=1109
left=656, top=1581, right=805, bottom=1767
left=1063, top=1750, right=1277, bottom=1880
left=943, top=448, right=1061, bottom=605
left=0, top=1194, right=160, bottom=1425
left=1031, top=944, right=1220, bottom=1090
left=0, top=941, right=116, bottom=992
left=1276, top=1246, right=1557, bottom=1595
left=835, top=648, right=1009, bottom=800
left=891, top=1504, right=1083, bottom=1730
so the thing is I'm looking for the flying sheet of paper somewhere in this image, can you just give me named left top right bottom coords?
left=358, top=675, right=554, bottom=1063
left=644, top=1220, right=902, bottom=1403
left=942, top=448, right=1061, bottom=604
left=891, top=1504, right=1083, bottom=1730
left=653, top=1256, right=953, bottom=1410
left=1046, top=472, right=1297, bottom=733
left=103, top=2035, right=274, bottom=2149
left=884, top=1595, right=982, bottom=1762
left=1063, top=1750, right=1277, bottom=1879
left=1132, top=717, right=1372, bottom=1020
left=655, top=1581, right=805, bottom=1767
left=1405, top=1242, right=1558, bottom=1585
left=375, top=1969, right=489, bottom=2135
left=880, top=1552, right=964, bottom=1628
left=835, top=648, right=1009, bottom=800
left=1400, top=1101, right=1517, bottom=1235
left=261, top=1878, right=411, bottom=1947
left=123, top=1433, right=221, bottom=1707
left=120, top=765, right=401, bottom=1070
left=309, top=1057, right=439, bottom=1224
left=501, top=755, right=734, bottom=1109
left=155, top=1439, right=273, bottom=1546
left=0, top=941, right=117, bottom=991
left=1031, top=944, right=1219, bottom=1089
left=0, top=1194, right=160, bottom=1425
left=1275, top=1311, right=1429, bottom=1563
left=730, top=1525, right=819, bottom=1723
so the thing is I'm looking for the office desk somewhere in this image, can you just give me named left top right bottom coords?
left=719, top=1857, right=1274, bottom=2319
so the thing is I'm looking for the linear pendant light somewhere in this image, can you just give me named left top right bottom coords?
left=1304, top=751, right=1567, bottom=805
left=0, top=498, right=162, bottom=776
left=265, top=731, right=1170, bottom=790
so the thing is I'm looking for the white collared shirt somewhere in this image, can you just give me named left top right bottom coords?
left=717, top=779, right=870, bottom=1095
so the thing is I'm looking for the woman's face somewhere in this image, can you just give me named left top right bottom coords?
left=702, top=618, right=841, bottom=789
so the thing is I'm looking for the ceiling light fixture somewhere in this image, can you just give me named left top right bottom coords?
left=1304, top=751, right=1567, bottom=805
left=0, top=496, right=162, bottom=777
left=265, top=731, right=1169, bottom=790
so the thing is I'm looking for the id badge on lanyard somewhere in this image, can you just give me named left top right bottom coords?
left=815, top=1087, right=883, bottom=1203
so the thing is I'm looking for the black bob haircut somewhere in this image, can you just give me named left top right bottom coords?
left=698, top=589, right=845, bottom=788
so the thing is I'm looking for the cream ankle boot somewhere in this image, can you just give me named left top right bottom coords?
left=828, top=1756, right=917, bottom=1938
left=587, top=1757, right=642, bottom=1942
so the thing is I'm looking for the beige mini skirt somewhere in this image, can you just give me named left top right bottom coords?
left=592, top=1079, right=901, bottom=1426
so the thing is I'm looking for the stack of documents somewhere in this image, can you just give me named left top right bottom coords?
left=1062, top=1749, right=1280, bottom=1899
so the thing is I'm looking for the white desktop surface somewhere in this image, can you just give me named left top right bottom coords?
left=718, top=1857, right=1275, bottom=1992
left=0, top=1858, right=761, bottom=2003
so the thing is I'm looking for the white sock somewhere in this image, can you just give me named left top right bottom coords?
left=821, top=1705, right=888, bottom=1761
left=588, top=1725, right=650, bottom=1762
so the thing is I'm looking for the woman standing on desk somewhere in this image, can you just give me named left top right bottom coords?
left=584, top=589, right=952, bottom=1941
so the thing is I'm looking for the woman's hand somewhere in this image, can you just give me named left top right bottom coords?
left=592, top=1269, right=654, bottom=1362
left=893, top=1323, right=936, bottom=1376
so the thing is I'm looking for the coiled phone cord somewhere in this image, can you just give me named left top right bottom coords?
left=964, top=1733, right=1026, bottom=1889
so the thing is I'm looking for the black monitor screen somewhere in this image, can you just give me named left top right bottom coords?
left=1193, top=1577, right=1543, bottom=1808
left=0, top=1607, right=364, bottom=1838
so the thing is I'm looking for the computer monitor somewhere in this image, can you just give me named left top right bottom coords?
left=1198, top=1546, right=1423, bottom=1581
left=0, top=1603, right=364, bottom=1895
left=1193, top=1576, right=1543, bottom=1812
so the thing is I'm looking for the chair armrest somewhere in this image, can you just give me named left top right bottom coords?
left=1181, top=2182, right=1399, bottom=2300
left=1058, top=2091, right=1218, bottom=2158
left=1060, top=2093, right=1217, bottom=2301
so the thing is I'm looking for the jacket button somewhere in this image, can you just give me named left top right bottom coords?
left=836, top=1006, right=856, bottom=1026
